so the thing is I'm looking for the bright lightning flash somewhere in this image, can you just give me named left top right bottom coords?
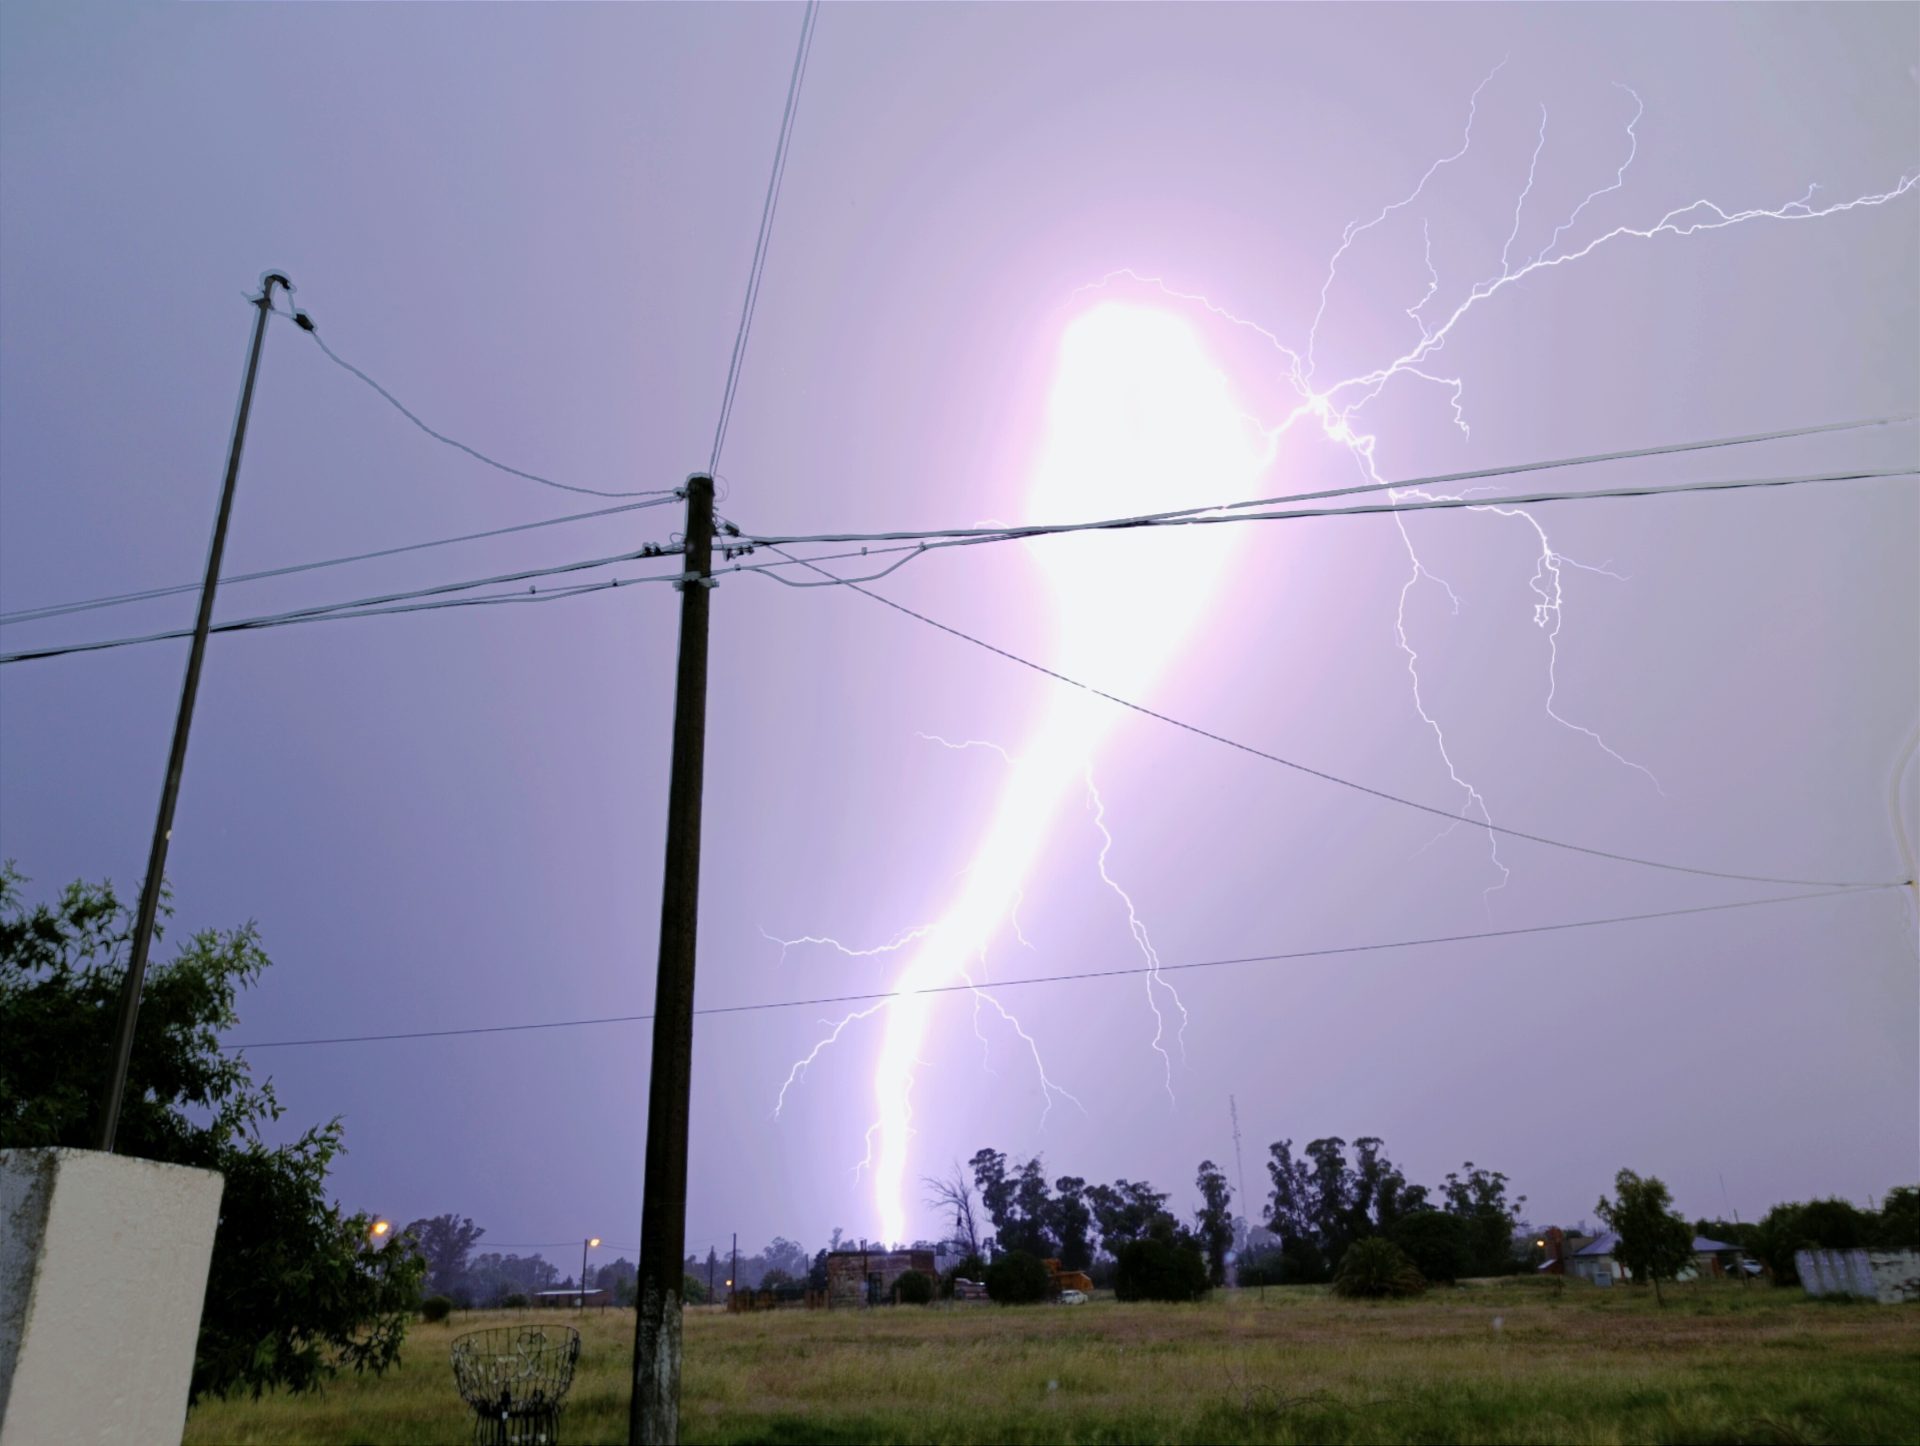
left=775, top=308, right=1270, bottom=1245
left=772, top=76, right=1915, bottom=1246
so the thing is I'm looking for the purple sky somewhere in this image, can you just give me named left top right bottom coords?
left=2, top=2, right=1915, bottom=1260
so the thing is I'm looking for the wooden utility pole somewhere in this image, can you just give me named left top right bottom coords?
left=98, top=272, right=293, bottom=1151
left=629, top=476, right=715, bottom=1446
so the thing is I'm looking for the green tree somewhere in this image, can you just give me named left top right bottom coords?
left=1115, top=1234, right=1209, bottom=1301
left=1050, top=1176, right=1094, bottom=1271
left=1441, top=1162, right=1527, bottom=1277
left=1388, top=1210, right=1470, bottom=1284
left=1750, top=1196, right=1878, bottom=1285
left=401, top=1213, right=485, bottom=1298
left=1332, top=1237, right=1425, bottom=1298
left=0, top=868, right=424, bottom=1400
left=1595, top=1168, right=1694, bottom=1304
left=1087, top=1177, right=1175, bottom=1250
left=1194, top=1160, right=1234, bottom=1287
left=1876, top=1186, right=1920, bottom=1249
left=983, top=1249, right=1051, bottom=1304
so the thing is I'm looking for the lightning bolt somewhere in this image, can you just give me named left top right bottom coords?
left=1085, top=765, right=1186, bottom=1099
left=768, top=72, right=1913, bottom=1243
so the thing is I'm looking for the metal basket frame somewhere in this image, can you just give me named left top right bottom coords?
left=450, top=1324, right=582, bottom=1446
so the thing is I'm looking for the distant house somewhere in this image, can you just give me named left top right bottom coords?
left=824, top=1248, right=938, bottom=1307
left=533, top=1288, right=608, bottom=1308
left=1548, top=1231, right=1748, bottom=1286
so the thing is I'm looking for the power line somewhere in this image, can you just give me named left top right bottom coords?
left=221, top=882, right=1902, bottom=1051
left=738, top=412, right=1913, bottom=545
left=0, top=495, right=680, bottom=628
left=0, top=545, right=690, bottom=666
left=11, top=456, right=1908, bottom=657
left=710, top=0, right=820, bottom=473
left=275, top=309, right=673, bottom=501
left=770, top=544, right=1902, bottom=890
left=737, top=464, right=1916, bottom=553
left=13, top=459, right=1909, bottom=664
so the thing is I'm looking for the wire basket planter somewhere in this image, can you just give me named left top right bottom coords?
left=450, top=1325, right=582, bottom=1445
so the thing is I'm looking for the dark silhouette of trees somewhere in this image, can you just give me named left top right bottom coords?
left=401, top=1214, right=486, bottom=1298
left=1050, top=1176, right=1094, bottom=1270
left=0, top=868, right=423, bottom=1403
left=1087, top=1178, right=1175, bottom=1250
left=1595, top=1168, right=1694, bottom=1304
left=1194, top=1161, right=1234, bottom=1287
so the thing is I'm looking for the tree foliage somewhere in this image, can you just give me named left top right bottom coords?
left=1194, top=1160, right=1234, bottom=1287
left=983, top=1249, right=1051, bottom=1304
left=1086, top=1177, right=1175, bottom=1249
left=1266, top=1135, right=1504, bottom=1275
left=1595, top=1168, right=1694, bottom=1303
left=401, top=1214, right=486, bottom=1298
left=1114, top=1234, right=1210, bottom=1302
left=1877, top=1186, right=1920, bottom=1250
left=1050, top=1175, right=1095, bottom=1271
left=0, top=868, right=424, bottom=1401
left=970, top=1149, right=1056, bottom=1258
left=1332, top=1237, right=1425, bottom=1298
left=1440, top=1162, right=1527, bottom=1277
left=894, top=1269, right=936, bottom=1304
left=1388, top=1210, right=1470, bottom=1284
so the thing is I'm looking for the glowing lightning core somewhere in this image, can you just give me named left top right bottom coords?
left=774, top=72, right=1915, bottom=1246
left=777, top=307, right=1272, bottom=1245
left=865, top=306, right=1270, bottom=1244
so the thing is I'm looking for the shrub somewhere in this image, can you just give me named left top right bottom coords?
left=498, top=1292, right=530, bottom=1310
left=1390, top=1211, right=1470, bottom=1284
left=984, top=1250, right=1051, bottom=1305
left=682, top=1273, right=707, bottom=1305
left=1332, top=1237, right=1425, bottom=1298
left=1115, top=1237, right=1210, bottom=1302
left=419, top=1296, right=453, bottom=1324
left=895, top=1270, right=935, bottom=1305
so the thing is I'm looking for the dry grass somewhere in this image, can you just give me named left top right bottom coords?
left=183, top=1280, right=1920, bottom=1445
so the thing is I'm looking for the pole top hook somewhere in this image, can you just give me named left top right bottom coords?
left=257, top=272, right=294, bottom=303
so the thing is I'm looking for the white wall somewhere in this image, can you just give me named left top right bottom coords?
left=0, top=1148, right=223, bottom=1446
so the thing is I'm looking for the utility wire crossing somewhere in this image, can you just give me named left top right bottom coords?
left=221, top=882, right=1905, bottom=1052
left=279, top=307, right=674, bottom=501
left=761, top=540, right=1907, bottom=891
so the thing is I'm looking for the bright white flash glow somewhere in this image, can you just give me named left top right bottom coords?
left=856, top=306, right=1268, bottom=1245
left=860, top=306, right=1270, bottom=1243
left=771, top=77, right=1915, bottom=1244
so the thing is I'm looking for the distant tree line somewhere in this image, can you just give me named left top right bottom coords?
left=1251, top=1136, right=1528, bottom=1286
left=1689, top=1185, right=1919, bottom=1285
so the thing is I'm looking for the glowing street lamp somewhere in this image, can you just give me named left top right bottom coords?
left=580, top=1237, right=601, bottom=1310
left=368, top=1218, right=391, bottom=1242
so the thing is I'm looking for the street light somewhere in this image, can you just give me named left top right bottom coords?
left=369, top=1218, right=392, bottom=1241
left=581, top=1237, right=601, bottom=1310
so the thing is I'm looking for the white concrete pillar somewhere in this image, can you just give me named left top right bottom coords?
left=1, top=1148, right=224, bottom=1446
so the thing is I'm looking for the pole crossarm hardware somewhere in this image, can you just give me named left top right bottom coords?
left=97, top=271, right=296, bottom=1152
left=630, top=475, right=716, bottom=1445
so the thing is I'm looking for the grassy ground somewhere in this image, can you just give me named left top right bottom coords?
left=183, top=1280, right=1920, bottom=1445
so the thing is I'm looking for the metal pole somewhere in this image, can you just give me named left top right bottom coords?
left=582, top=1239, right=590, bottom=1311
left=629, top=476, right=715, bottom=1446
left=97, top=271, right=292, bottom=1153
left=730, top=1233, right=738, bottom=1310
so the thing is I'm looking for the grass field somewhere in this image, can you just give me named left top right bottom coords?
left=182, top=1280, right=1920, bottom=1445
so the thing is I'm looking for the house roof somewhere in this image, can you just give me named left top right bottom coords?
left=1569, top=1231, right=1743, bottom=1258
